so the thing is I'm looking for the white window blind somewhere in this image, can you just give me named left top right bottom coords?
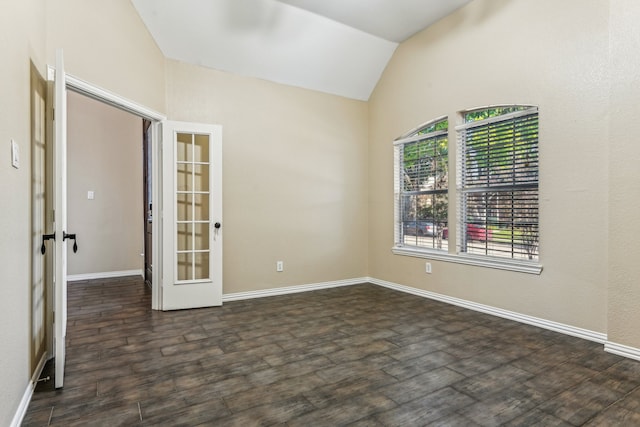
left=394, top=118, right=449, bottom=251
left=456, top=107, right=539, bottom=261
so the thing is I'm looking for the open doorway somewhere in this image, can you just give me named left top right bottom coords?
left=65, top=91, right=145, bottom=281
left=143, top=119, right=153, bottom=287
left=34, top=64, right=165, bottom=391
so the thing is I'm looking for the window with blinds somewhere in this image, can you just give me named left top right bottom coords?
left=394, top=117, right=449, bottom=251
left=456, top=106, right=539, bottom=261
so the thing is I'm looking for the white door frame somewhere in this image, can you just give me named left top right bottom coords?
left=53, top=50, right=68, bottom=388
left=47, top=66, right=166, bottom=311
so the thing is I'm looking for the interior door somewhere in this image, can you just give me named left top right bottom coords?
left=31, top=63, right=48, bottom=376
left=162, top=121, right=222, bottom=310
left=53, top=49, right=69, bottom=388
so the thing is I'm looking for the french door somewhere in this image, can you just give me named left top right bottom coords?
left=162, top=121, right=223, bottom=310
left=31, top=63, right=48, bottom=378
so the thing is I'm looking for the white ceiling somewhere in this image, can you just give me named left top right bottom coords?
left=131, top=0, right=471, bottom=101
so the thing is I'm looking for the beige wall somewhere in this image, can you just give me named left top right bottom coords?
left=166, top=60, right=369, bottom=293
left=0, top=0, right=164, bottom=423
left=368, top=0, right=610, bottom=333
left=67, top=91, right=143, bottom=276
left=45, top=0, right=166, bottom=112
left=608, top=0, right=640, bottom=348
left=0, top=0, right=46, bottom=424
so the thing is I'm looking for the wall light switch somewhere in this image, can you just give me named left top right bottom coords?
left=87, top=191, right=95, bottom=200
left=11, top=139, right=19, bottom=169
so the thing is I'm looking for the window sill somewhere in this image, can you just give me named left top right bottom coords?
left=391, top=246, right=543, bottom=275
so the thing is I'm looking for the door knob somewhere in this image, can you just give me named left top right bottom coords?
left=63, top=232, right=78, bottom=253
left=214, top=222, right=221, bottom=229
left=40, top=232, right=56, bottom=255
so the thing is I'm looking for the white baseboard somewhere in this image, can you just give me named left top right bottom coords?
left=10, top=383, right=32, bottom=427
left=605, top=341, right=640, bottom=362
left=367, top=277, right=608, bottom=344
left=68, top=269, right=143, bottom=282
left=11, top=353, right=48, bottom=427
left=222, top=277, right=367, bottom=302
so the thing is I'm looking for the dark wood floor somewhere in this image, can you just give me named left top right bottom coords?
left=22, top=276, right=640, bottom=426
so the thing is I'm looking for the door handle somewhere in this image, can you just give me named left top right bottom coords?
left=214, top=222, right=221, bottom=229
left=63, top=232, right=78, bottom=253
left=41, top=232, right=56, bottom=255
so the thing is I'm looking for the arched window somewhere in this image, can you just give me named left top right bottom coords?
left=394, top=117, right=449, bottom=251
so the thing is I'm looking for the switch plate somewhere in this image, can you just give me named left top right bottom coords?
left=276, top=261, right=284, bottom=272
left=11, top=139, right=19, bottom=169
left=425, top=262, right=432, bottom=274
left=87, top=191, right=95, bottom=200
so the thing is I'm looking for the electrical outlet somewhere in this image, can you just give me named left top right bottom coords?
left=425, top=262, right=432, bottom=274
left=276, top=261, right=284, bottom=272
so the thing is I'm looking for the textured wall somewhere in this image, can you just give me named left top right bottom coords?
left=607, top=0, right=640, bottom=348
left=1, top=0, right=164, bottom=422
left=165, top=60, right=369, bottom=293
left=0, top=0, right=46, bottom=424
left=368, top=0, right=610, bottom=332
left=45, top=0, right=166, bottom=112
left=66, top=91, right=143, bottom=276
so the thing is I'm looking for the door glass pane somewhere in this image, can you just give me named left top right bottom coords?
left=194, top=194, right=210, bottom=221
left=193, top=223, right=210, bottom=251
left=177, top=252, right=192, bottom=281
left=176, top=194, right=192, bottom=221
left=194, top=252, right=210, bottom=280
left=176, top=133, right=192, bottom=162
left=177, top=223, right=192, bottom=251
left=175, top=131, right=212, bottom=282
left=177, top=163, right=192, bottom=192
left=194, top=164, right=209, bottom=192
left=194, top=134, right=209, bottom=163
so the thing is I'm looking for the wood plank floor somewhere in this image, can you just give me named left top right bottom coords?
left=22, top=276, right=640, bottom=426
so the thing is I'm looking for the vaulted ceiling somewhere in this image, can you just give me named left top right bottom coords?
left=131, top=0, right=472, bottom=100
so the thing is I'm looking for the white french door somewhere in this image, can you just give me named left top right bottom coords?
left=162, top=121, right=223, bottom=310
left=31, top=63, right=48, bottom=377
left=53, top=49, right=70, bottom=388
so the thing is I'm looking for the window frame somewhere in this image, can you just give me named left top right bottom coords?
left=393, top=117, right=450, bottom=254
left=391, top=107, right=542, bottom=275
left=456, top=106, right=540, bottom=264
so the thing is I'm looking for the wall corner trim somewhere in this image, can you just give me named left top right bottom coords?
left=366, top=277, right=607, bottom=344
left=605, top=341, right=640, bottom=362
left=222, top=278, right=368, bottom=302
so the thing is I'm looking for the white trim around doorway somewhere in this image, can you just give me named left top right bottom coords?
left=47, top=66, right=166, bottom=310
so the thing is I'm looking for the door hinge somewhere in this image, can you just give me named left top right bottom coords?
left=52, top=108, right=55, bottom=121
